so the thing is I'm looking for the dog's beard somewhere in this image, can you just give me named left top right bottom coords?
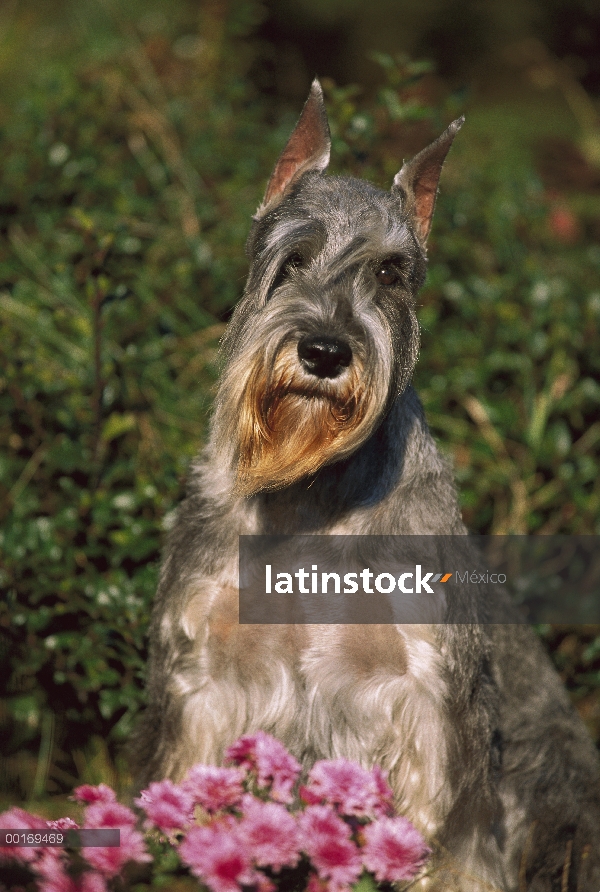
left=215, top=342, right=388, bottom=497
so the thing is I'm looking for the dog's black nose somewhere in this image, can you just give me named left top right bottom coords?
left=298, top=336, right=352, bottom=379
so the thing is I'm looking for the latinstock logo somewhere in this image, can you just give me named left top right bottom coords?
left=265, top=564, right=453, bottom=596
left=239, top=534, right=600, bottom=625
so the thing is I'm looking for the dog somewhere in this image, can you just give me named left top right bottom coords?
left=132, top=80, right=600, bottom=890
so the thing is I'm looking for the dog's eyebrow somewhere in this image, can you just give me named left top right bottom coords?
left=324, top=236, right=369, bottom=285
left=249, top=219, right=327, bottom=301
left=381, top=218, right=416, bottom=251
left=265, top=219, right=326, bottom=254
left=324, top=218, right=416, bottom=281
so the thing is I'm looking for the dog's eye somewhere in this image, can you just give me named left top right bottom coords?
left=281, top=252, right=304, bottom=276
left=271, top=253, right=304, bottom=293
left=270, top=254, right=303, bottom=297
left=375, top=261, right=401, bottom=287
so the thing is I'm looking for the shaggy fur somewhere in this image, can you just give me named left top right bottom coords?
left=132, top=81, right=600, bottom=890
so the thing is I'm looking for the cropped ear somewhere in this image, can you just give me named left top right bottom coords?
left=255, top=79, right=331, bottom=219
left=392, top=117, right=464, bottom=244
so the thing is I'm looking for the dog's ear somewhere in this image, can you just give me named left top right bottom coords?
left=392, top=117, right=464, bottom=244
left=255, top=79, right=331, bottom=219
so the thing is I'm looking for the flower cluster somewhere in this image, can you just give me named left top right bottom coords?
left=0, top=732, right=430, bottom=892
left=0, top=791, right=149, bottom=892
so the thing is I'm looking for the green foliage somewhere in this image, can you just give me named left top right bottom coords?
left=0, top=23, right=599, bottom=804
left=0, top=2, right=283, bottom=800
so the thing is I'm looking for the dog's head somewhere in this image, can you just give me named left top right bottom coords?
left=213, top=80, right=463, bottom=497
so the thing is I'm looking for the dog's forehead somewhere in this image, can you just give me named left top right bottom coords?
left=301, top=175, right=411, bottom=250
left=264, top=173, right=416, bottom=258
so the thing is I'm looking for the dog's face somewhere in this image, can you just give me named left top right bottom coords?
left=212, top=81, right=463, bottom=497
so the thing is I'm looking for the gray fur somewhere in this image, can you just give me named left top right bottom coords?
left=132, top=87, right=600, bottom=890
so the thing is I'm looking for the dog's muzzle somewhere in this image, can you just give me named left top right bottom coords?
left=297, top=335, right=352, bottom=379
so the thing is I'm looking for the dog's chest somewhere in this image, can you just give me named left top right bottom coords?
left=174, top=575, right=451, bottom=834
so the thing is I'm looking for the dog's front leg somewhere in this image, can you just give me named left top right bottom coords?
left=301, top=623, right=509, bottom=891
left=139, top=578, right=308, bottom=782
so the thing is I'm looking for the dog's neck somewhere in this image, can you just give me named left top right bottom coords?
left=200, top=385, right=466, bottom=536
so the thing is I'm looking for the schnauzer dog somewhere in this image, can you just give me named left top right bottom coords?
left=133, top=81, right=600, bottom=889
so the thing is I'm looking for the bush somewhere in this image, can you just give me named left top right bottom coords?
left=0, top=2, right=283, bottom=799
left=1, top=12, right=598, bottom=805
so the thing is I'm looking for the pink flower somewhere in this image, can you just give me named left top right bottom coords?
left=135, top=779, right=194, bottom=832
left=83, top=801, right=137, bottom=829
left=182, top=765, right=245, bottom=812
left=79, top=874, right=108, bottom=892
left=0, top=807, right=48, bottom=863
left=82, top=824, right=150, bottom=878
left=254, top=874, right=276, bottom=892
left=78, top=799, right=149, bottom=880
left=238, top=796, right=300, bottom=871
left=306, top=873, right=327, bottom=892
left=301, top=760, right=393, bottom=818
left=179, top=823, right=255, bottom=892
left=225, top=732, right=301, bottom=803
left=35, top=851, right=75, bottom=892
left=36, top=851, right=107, bottom=892
left=306, top=874, right=351, bottom=892
left=362, top=816, right=429, bottom=882
left=72, top=785, right=116, bottom=805
left=0, top=807, right=47, bottom=831
left=371, top=766, right=394, bottom=814
left=298, top=806, right=362, bottom=889
left=46, top=817, right=79, bottom=831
